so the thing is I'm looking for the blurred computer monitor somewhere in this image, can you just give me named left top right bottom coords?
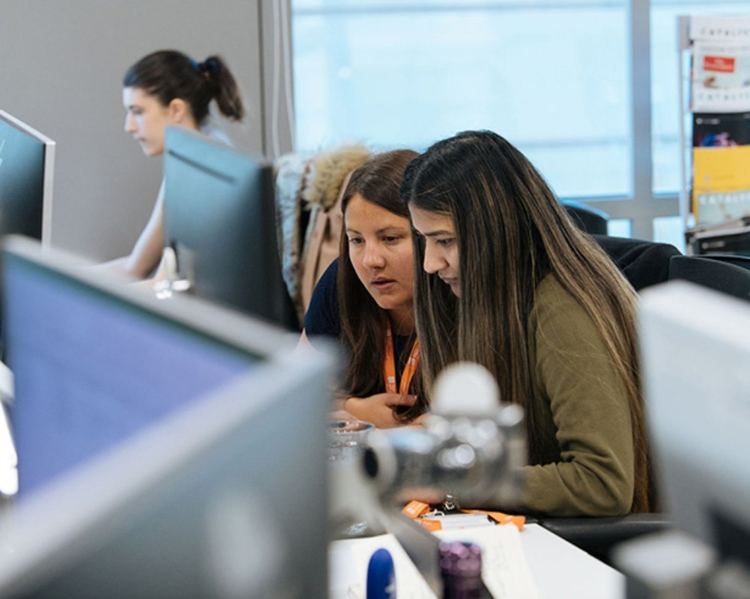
left=0, top=347, right=332, bottom=599
left=640, top=281, right=750, bottom=567
left=1, top=236, right=291, bottom=497
left=163, top=126, right=297, bottom=330
left=0, top=235, right=332, bottom=598
left=0, top=111, right=54, bottom=246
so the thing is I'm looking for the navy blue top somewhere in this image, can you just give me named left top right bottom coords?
left=304, top=260, right=341, bottom=341
left=304, top=259, right=415, bottom=386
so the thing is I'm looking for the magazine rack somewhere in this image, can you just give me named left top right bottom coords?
left=678, top=15, right=750, bottom=252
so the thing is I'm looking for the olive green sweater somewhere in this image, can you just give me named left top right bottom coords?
left=514, top=274, right=635, bottom=517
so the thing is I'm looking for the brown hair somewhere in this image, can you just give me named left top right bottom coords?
left=123, top=49, right=244, bottom=126
left=401, top=130, right=654, bottom=512
left=337, top=149, right=425, bottom=421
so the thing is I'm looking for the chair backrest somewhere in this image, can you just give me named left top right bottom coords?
left=592, top=235, right=682, bottom=292
left=668, top=255, right=750, bottom=302
left=563, top=201, right=610, bottom=235
left=691, top=253, right=750, bottom=272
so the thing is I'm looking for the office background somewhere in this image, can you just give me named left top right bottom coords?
left=0, top=0, right=746, bottom=260
left=0, top=0, right=294, bottom=261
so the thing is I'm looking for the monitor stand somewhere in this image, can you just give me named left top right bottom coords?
left=152, top=246, right=192, bottom=300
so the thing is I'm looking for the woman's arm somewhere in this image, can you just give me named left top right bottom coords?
left=342, top=393, right=417, bottom=428
left=100, top=181, right=166, bottom=279
left=513, top=282, right=635, bottom=517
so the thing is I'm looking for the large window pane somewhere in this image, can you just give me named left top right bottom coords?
left=650, top=1, right=749, bottom=195
left=292, top=1, right=630, bottom=198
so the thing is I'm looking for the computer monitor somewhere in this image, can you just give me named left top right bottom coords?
left=163, top=126, right=297, bottom=330
left=640, top=281, right=750, bottom=567
left=0, top=110, right=54, bottom=246
left=0, top=345, right=332, bottom=599
left=0, top=235, right=332, bottom=598
left=1, top=236, right=293, bottom=497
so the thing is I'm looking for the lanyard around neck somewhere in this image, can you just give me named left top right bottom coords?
left=383, top=320, right=420, bottom=395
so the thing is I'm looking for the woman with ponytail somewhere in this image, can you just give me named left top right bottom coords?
left=108, top=49, right=245, bottom=277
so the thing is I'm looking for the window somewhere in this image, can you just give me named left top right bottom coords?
left=292, top=0, right=750, bottom=245
left=293, top=0, right=630, bottom=199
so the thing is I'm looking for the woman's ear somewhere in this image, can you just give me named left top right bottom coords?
left=167, top=98, right=191, bottom=125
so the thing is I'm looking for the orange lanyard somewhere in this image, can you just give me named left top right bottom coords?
left=383, top=321, right=420, bottom=395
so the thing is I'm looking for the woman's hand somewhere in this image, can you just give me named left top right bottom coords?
left=343, top=393, right=417, bottom=428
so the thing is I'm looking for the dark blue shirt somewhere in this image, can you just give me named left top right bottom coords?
left=304, top=259, right=414, bottom=386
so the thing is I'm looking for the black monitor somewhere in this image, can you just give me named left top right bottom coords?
left=163, top=126, right=297, bottom=330
left=0, top=110, right=54, bottom=246
left=1, top=236, right=292, bottom=497
left=0, top=238, right=332, bottom=598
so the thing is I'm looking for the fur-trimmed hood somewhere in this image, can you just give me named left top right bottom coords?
left=300, top=143, right=371, bottom=210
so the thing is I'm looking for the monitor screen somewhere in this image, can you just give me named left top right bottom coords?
left=0, top=110, right=54, bottom=245
left=163, top=126, right=297, bottom=330
left=2, top=236, right=291, bottom=497
left=640, top=281, right=750, bottom=564
left=0, top=343, right=332, bottom=599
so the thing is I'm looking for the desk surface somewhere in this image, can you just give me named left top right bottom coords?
left=330, top=523, right=625, bottom=599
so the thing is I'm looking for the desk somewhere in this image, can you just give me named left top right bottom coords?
left=330, top=523, right=624, bottom=599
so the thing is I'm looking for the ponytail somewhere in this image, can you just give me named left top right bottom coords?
left=199, top=55, right=245, bottom=122
left=123, top=49, right=245, bottom=126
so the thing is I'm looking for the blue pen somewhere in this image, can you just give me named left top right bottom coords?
left=366, top=547, right=396, bottom=599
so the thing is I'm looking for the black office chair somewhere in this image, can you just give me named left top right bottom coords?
left=668, top=255, right=750, bottom=302
left=537, top=515, right=672, bottom=564
left=691, top=253, right=750, bottom=272
left=593, top=235, right=682, bottom=292
left=563, top=201, right=610, bottom=235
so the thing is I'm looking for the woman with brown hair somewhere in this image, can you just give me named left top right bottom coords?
left=402, top=130, right=655, bottom=516
left=302, top=149, right=425, bottom=428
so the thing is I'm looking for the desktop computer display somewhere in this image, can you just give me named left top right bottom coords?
left=0, top=110, right=54, bottom=245
left=1, top=236, right=292, bottom=496
left=163, top=126, right=298, bottom=330
left=0, top=341, right=332, bottom=599
left=0, top=236, right=332, bottom=598
left=640, top=281, right=750, bottom=566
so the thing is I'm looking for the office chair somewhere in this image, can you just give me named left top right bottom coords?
left=593, top=235, right=682, bottom=291
left=537, top=514, right=671, bottom=564
left=563, top=201, right=610, bottom=235
left=668, top=255, right=750, bottom=302
left=690, top=253, right=750, bottom=272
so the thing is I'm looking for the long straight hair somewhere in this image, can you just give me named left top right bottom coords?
left=401, top=130, right=653, bottom=512
left=337, top=149, right=425, bottom=420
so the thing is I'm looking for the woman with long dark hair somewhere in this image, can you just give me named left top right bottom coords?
left=403, top=130, right=655, bottom=516
left=107, top=49, right=245, bottom=277
left=302, top=149, right=425, bottom=428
